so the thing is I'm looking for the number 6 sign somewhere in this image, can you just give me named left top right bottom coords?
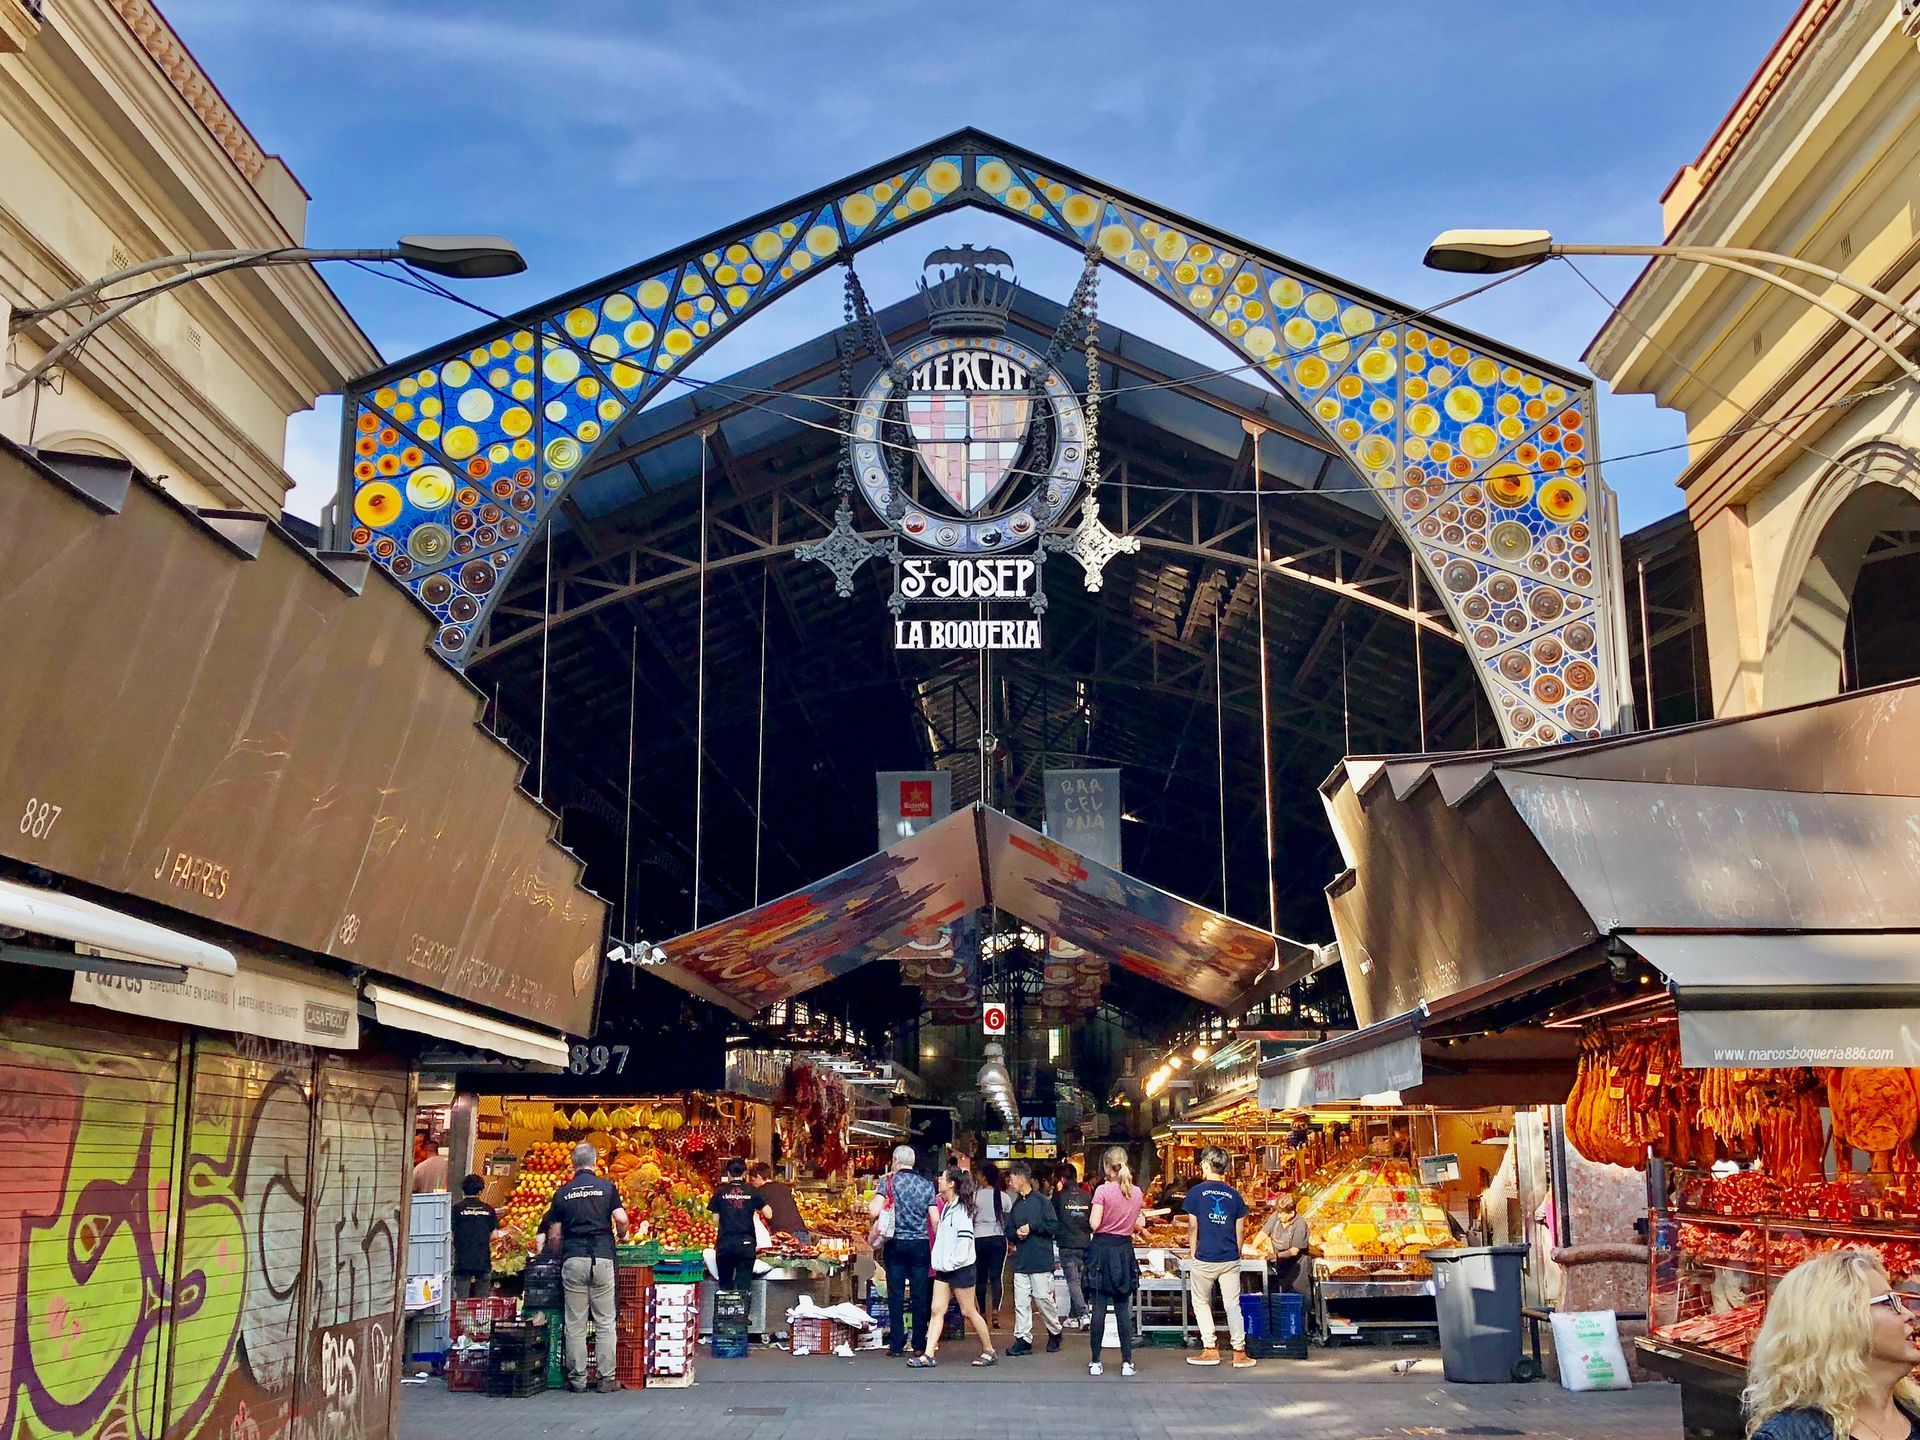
left=982, top=1003, right=1008, bottom=1036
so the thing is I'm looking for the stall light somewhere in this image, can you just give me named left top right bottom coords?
left=1167, top=1055, right=1182, bottom=1070
left=1192, top=1044, right=1210, bottom=1062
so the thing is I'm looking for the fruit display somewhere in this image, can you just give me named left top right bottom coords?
left=609, top=1143, right=717, bottom=1251
left=499, top=1141, right=576, bottom=1242
left=1300, top=1155, right=1451, bottom=1277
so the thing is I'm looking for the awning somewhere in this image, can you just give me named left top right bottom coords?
left=0, top=877, right=234, bottom=977
left=1627, top=932, right=1920, bottom=1069
left=1259, top=1012, right=1423, bottom=1108
left=655, top=803, right=1313, bottom=1017
left=71, top=945, right=359, bottom=1048
left=1318, top=680, right=1920, bottom=1031
left=365, top=983, right=570, bottom=1069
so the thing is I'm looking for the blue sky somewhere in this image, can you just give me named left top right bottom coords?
left=161, top=0, right=1797, bottom=530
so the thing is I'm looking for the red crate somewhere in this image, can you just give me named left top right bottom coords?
left=788, top=1316, right=853, bottom=1356
left=614, top=1346, right=649, bottom=1389
left=446, top=1347, right=488, bottom=1392
left=617, top=1266, right=654, bottom=1293
left=452, top=1297, right=517, bottom=1343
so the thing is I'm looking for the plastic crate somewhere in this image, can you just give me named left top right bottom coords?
left=446, top=1346, right=488, bottom=1392
left=407, top=1194, right=452, bottom=1280
left=652, top=1255, right=704, bottom=1284
left=616, top=1266, right=655, bottom=1295
left=1239, top=1292, right=1269, bottom=1340
left=616, top=1241, right=659, bottom=1266
left=452, top=1297, right=518, bottom=1343
left=405, top=1309, right=450, bottom=1363
left=1245, top=1333, right=1309, bottom=1359
left=1270, top=1292, right=1306, bottom=1339
left=710, top=1333, right=749, bottom=1359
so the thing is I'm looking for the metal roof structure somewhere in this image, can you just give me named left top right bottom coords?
left=467, top=284, right=1493, bottom=1045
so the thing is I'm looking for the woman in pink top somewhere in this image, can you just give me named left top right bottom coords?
left=1083, top=1146, right=1147, bottom=1376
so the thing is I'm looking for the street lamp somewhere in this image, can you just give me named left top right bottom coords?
left=1422, top=228, right=1920, bottom=383
left=4, top=234, right=525, bottom=400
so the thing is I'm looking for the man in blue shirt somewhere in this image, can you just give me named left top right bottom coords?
left=1182, top=1146, right=1255, bottom=1369
left=868, top=1145, right=937, bottom=1357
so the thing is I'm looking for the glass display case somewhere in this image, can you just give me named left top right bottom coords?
left=1648, top=1203, right=1920, bottom=1369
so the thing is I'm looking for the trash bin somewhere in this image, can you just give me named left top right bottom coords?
left=1423, top=1245, right=1532, bottom=1383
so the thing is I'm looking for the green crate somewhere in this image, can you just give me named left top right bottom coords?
left=616, top=1241, right=660, bottom=1266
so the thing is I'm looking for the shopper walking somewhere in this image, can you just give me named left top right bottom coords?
left=1053, top=1161, right=1092, bottom=1328
left=451, top=1173, right=500, bottom=1299
left=1745, top=1249, right=1920, bottom=1440
left=1085, top=1146, right=1146, bottom=1376
left=972, top=1160, right=1010, bottom=1327
left=909, top=1166, right=996, bottom=1368
left=870, top=1146, right=937, bottom=1357
left=708, top=1158, right=771, bottom=1294
left=543, top=1143, right=629, bottom=1393
left=1005, top=1161, right=1062, bottom=1356
left=1183, top=1147, right=1255, bottom=1369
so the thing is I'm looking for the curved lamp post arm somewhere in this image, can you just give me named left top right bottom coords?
left=1554, top=243, right=1920, bottom=337
left=4, top=236, right=521, bottom=402
left=1562, top=247, right=1920, bottom=383
left=8, top=247, right=402, bottom=329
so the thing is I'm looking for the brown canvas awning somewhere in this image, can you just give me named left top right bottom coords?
left=0, top=441, right=606, bottom=1035
left=655, top=803, right=1314, bottom=1018
left=1321, top=680, right=1920, bottom=1032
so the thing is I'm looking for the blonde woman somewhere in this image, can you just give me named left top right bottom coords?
left=1745, top=1249, right=1920, bottom=1440
left=1084, top=1146, right=1147, bottom=1376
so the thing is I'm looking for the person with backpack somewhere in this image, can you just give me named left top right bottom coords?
left=1004, top=1161, right=1063, bottom=1356
left=868, top=1145, right=936, bottom=1357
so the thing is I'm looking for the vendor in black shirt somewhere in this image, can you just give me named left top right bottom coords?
left=708, top=1158, right=771, bottom=1293
left=541, top=1143, right=629, bottom=1393
left=450, top=1174, right=499, bottom=1298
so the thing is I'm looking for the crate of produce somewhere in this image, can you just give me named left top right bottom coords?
left=446, top=1345, right=489, bottom=1392
left=616, top=1241, right=661, bottom=1266
left=452, top=1296, right=518, bottom=1343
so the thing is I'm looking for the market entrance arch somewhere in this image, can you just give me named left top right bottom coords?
left=333, top=131, right=1624, bottom=748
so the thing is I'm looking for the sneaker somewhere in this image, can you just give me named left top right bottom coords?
left=1231, top=1350, right=1258, bottom=1370
left=1121, top=1361, right=1136, bottom=1377
left=1187, top=1348, right=1222, bottom=1367
left=1088, top=1361, right=1104, bottom=1376
left=1045, top=1332, right=1062, bottom=1354
left=1007, top=1339, right=1033, bottom=1357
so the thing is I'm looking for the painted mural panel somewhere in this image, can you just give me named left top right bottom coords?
left=0, top=1007, right=408, bottom=1440
left=292, top=1059, right=405, bottom=1440
left=0, top=1016, right=182, bottom=1440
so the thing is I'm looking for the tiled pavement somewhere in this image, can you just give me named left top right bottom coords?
left=399, top=1345, right=1680, bottom=1440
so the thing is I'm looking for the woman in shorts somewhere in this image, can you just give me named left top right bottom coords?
left=909, top=1165, right=997, bottom=1368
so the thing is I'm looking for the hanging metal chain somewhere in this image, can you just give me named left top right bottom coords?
left=843, top=259, right=910, bottom=520
left=1080, top=251, right=1102, bottom=493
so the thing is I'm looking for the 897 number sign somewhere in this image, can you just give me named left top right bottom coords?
left=568, top=1044, right=630, bottom=1077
